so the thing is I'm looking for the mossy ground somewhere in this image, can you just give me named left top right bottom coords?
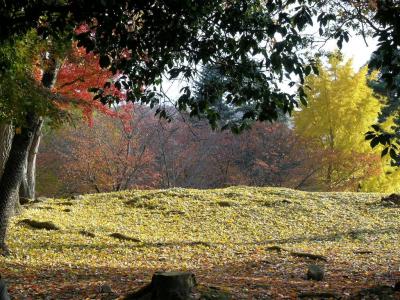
left=1, top=187, right=399, bottom=299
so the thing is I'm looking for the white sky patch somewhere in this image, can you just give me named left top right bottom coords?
left=324, top=34, right=378, bottom=70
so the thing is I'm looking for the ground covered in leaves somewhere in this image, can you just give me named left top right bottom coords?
left=1, top=187, right=400, bottom=299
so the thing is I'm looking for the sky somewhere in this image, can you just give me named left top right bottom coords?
left=324, top=34, right=378, bottom=71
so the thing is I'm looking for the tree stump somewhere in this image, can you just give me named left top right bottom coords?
left=306, top=264, right=324, bottom=281
left=124, top=272, right=196, bottom=300
left=381, top=194, right=400, bottom=206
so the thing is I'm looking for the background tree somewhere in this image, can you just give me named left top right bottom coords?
left=294, top=54, right=384, bottom=191
left=42, top=107, right=157, bottom=194
left=37, top=111, right=320, bottom=194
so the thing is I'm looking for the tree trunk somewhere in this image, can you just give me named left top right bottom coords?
left=0, top=124, right=13, bottom=178
left=124, top=272, right=196, bottom=300
left=0, top=113, right=37, bottom=255
left=0, top=124, right=21, bottom=216
left=27, top=119, right=43, bottom=198
left=19, top=118, right=43, bottom=201
left=324, top=127, right=335, bottom=190
left=19, top=161, right=29, bottom=201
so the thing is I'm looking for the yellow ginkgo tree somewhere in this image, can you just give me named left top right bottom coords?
left=294, top=53, right=389, bottom=191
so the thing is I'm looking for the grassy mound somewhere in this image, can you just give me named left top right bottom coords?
left=1, top=187, right=399, bottom=299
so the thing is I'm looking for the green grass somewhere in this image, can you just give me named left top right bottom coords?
left=2, top=187, right=400, bottom=298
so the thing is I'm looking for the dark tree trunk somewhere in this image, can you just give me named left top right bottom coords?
left=0, top=113, right=37, bottom=255
left=0, top=124, right=13, bottom=175
left=0, top=124, right=21, bottom=216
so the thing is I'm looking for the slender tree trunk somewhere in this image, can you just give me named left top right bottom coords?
left=0, top=113, right=37, bottom=255
left=27, top=119, right=43, bottom=198
left=326, top=127, right=335, bottom=190
left=19, top=118, right=43, bottom=201
left=19, top=161, right=29, bottom=201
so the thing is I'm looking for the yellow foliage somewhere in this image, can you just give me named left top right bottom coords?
left=294, top=53, right=400, bottom=192
left=3, top=187, right=399, bottom=269
left=361, top=157, right=400, bottom=193
left=295, top=54, right=381, bottom=152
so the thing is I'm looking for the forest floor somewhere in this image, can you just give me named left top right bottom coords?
left=0, top=187, right=399, bottom=299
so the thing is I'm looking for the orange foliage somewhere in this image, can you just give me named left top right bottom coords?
left=54, top=44, right=127, bottom=125
left=29, top=38, right=133, bottom=127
